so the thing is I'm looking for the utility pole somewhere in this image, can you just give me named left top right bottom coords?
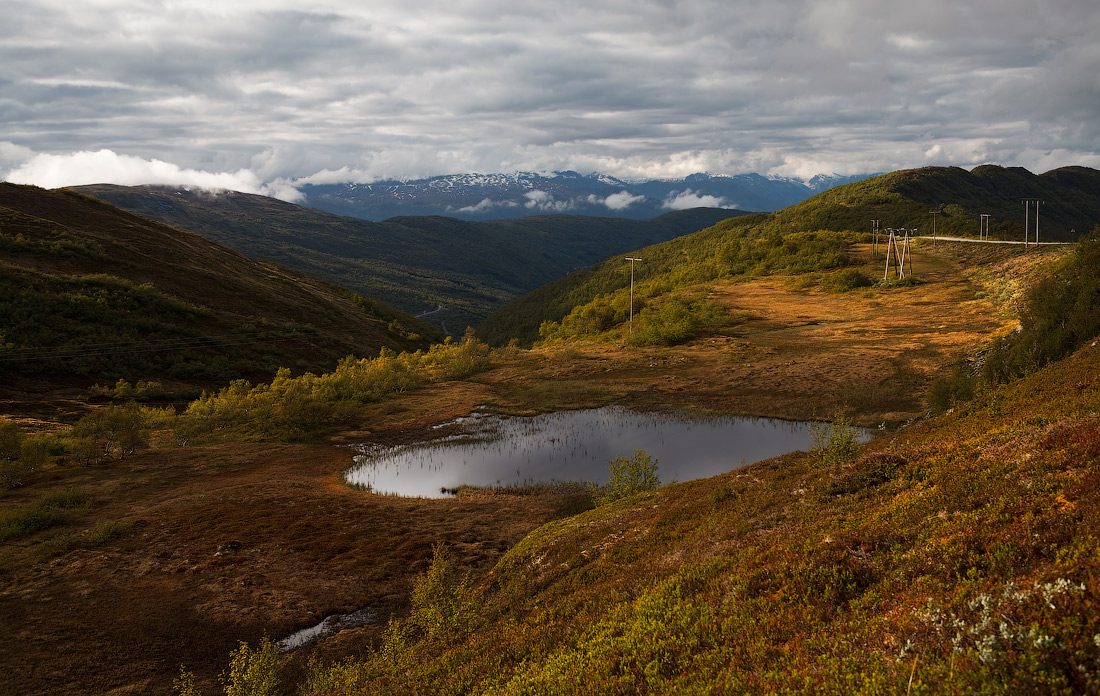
left=625, top=257, right=642, bottom=334
left=871, top=219, right=881, bottom=256
left=1035, top=199, right=1042, bottom=245
left=884, top=228, right=915, bottom=280
left=1025, top=196, right=1042, bottom=248
left=979, top=214, right=991, bottom=240
left=929, top=210, right=940, bottom=247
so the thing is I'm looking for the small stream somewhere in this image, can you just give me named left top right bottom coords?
left=346, top=406, right=870, bottom=498
left=277, top=607, right=378, bottom=652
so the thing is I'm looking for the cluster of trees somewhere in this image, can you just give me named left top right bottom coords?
left=179, top=332, right=493, bottom=441
left=537, top=288, right=726, bottom=347
left=0, top=402, right=171, bottom=489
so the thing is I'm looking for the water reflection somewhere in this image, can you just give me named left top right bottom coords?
left=346, top=406, right=857, bottom=498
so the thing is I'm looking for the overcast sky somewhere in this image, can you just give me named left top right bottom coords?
left=2, top=0, right=1099, bottom=200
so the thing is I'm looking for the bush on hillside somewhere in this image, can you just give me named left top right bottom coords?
left=825, top=268, right=874, bottom=293
left=928, top=360, right=978, bottom=413
left=599, top=450, right=661, bottom=504
left=71, top=402, right=154, bottom=463
left=809, top=409, right=861, bottom=469
left=982, top=228, right=1100, bottom=385
left=175, top=638, right=282, bottom=696
left=0, top=421, right=22, bottom=461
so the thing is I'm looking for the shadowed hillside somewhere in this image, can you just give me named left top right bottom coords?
left=71, top=184, right=744, bottom=333
left=0, top=184, right=437, bottom=391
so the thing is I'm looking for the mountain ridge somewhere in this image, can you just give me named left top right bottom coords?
left=478, top=164, right=1100, bottom=345
left=296, top=170, right=875, bottom=221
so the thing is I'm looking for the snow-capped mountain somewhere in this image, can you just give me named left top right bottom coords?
left=298, top=171, right=873, bottom=222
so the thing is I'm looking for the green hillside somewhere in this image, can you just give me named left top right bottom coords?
left=0, top=184, right=437, bottom=390
left=72, top=184, right=743, bottom=333
left=480, top=165, right=1100, bottom=346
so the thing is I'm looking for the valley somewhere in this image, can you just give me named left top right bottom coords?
left=1, top=167, right=1098, bottom=695
left=71, top=184, right=741, bottom=333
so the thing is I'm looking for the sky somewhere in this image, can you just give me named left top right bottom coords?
left=2, top=0, right=1099, bottom=201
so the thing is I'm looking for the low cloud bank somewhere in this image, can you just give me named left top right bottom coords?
left=662, top=189, right=732, bottom=210
left=3, top=148, right=304, bottom=202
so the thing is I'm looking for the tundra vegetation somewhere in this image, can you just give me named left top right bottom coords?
left=170, top=227, right=1100, bottom=696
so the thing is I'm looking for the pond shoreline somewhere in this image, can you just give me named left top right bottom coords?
left=345, top=405, right=875, bottom=498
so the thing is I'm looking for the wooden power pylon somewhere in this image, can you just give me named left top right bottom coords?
left=883, top=228, right=913, bottom=280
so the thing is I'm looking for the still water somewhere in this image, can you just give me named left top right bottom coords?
left=347, top=406, right=858, bottom=498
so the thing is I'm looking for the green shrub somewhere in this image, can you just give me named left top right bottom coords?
left=599, top=450, right=661, bottom=504
left=928, top=359, right=977, bottom=413
left=0, top=421, right=22, bottom=461
left=0, top=459, right=32, bottom=489
left=19, top=434, right=54, bottom=471
left=809, top=409, right=860, bottom=468
left=71, top=402, right=151, bottom=460
left=826, top=268, right=874, bottom=292
left=0, top=488, right=90, bottom=542
left=409, top=543, right=474, bottom=638
left=86, top=520, right=128, bottom=544
left=175, top=638, right=282, bottom=696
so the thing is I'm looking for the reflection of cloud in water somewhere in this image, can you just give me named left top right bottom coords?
left=346, top=407, right=869, bottom=498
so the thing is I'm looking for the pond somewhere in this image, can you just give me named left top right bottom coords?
left=346, top=406, right=872, bottom=498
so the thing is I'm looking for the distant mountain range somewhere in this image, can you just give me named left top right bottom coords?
left=298, top=171, right=874, bottom=221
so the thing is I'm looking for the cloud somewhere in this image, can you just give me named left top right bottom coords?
left=2, top=1, right=1098, bottom=186
left=524, top=190, right=576, bottom=212
left=591, top=191, right=646, bottom=211
left=454, top=198, right=518, bottom=214
left=0, top=141, right=35, bottom=170
left=662, top=189, right=731, bottom=210
left=3, top=149, right=304, bottom=202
